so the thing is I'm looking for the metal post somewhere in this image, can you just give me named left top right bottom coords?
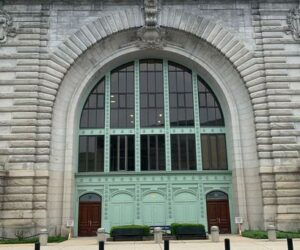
left=99, top=241, right=104, bottom=250
left=34, top=242, right=40, bottom=250
left=224, top=238, right=230, bottom=250
left=164, top=239, right=169, bottom=250
left=287, top=238, right=294, bottom=250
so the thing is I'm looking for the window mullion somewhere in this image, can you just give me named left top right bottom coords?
left=104, top=73, right=110, bottom=172
left=192, top=72, right=202, bottom=171
left=163, top=60, right=171, bottom=171
left=134, top=60, right=140, bottom=172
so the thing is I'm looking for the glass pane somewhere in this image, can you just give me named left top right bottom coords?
left=111, top=109, right=118, bottom=128
left=97, top=95, right=104, bottom=108
left=180, top=135, right=187, bottom=170
left=198, top=77, right=224, bottom=127
left=156, top=94, right=163, bottom=107
left=79, top=136, right=87, bottom=172
left=110, top=136, right=118, bottom=171
left=80, top=193, right=101, bottom=202
left=87, top=137, right=96, bottom=172
left=207, top=191, right=228, bottom=200
left=127, top=135, right=135, bottom=171
left=201, top=135, right=210, bottom=170
left=88, top=94, right=97, bottom=108
left=80, top=110, right=88, bottom=128
left=141, top=135, right=165, bottom=171
left=210, top=135, right=218, bottom=169
left=158, top=135, right=165, bottom=170
left=140, top=109, right=147, bottom=127
left=169, top=62, right=194, bottom=127
left=80, top=77, right=105, bottom=129
left=88, top=110, right=96, bottom=128
left=140, top=60, right=164, bottom=128
left=141, top=135, right=148, bottom=171
left=171, top=135, right=179, bottom=170
left=96, top=110, right=104, bottom=128
left=96, top=136, right=104, bottom=172
left=217, top=135, right=227, bottom=170
left=110, top=62, right=134, bottom=128
left=188, top=135, right=196, bottom=170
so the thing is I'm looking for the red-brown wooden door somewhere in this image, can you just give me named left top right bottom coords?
left=207, top=200, right=231, bottom=233
left=78, top=202, right=101, bottom=236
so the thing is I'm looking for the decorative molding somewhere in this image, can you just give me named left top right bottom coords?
left=137, top=0, right=165, bottom=48
left=0, top=9, right=16, bottom=44
left=287, top=8, right=300, bottom=41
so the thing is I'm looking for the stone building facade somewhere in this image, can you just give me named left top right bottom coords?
left=0, top=0, right=299, bottom=237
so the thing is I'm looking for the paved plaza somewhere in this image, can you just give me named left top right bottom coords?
left=0, top=235, right=299, bottom=250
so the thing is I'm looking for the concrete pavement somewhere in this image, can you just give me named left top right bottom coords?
left=0, top=235, right=299, bottom=250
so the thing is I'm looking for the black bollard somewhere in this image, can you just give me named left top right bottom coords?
left=164, top=239, right=169, bottom=250
left=287, top=238, right=294, bottom=250
left=99, top=241, right=105, bottom=250
left=34, top=242, right=40, bottom=250
left=224, top=238, right=230, bottom=250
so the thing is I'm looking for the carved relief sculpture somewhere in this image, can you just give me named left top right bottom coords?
left=287, top=8, right=300, bottom=41
left=0, top=9, right=16, bottom=44
left=137, top=0, right=165, bottom=48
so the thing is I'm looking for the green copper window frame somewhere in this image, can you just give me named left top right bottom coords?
left=78, top=59, right=228, bottom=172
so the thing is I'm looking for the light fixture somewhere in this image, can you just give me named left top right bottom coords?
left=159, top=114, right=163, bottom=117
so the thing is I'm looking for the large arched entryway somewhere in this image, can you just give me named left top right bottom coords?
left=49, top=12, right=262, bottom=235
left=78, top=193, right=102, bottom=236
left=206, top=191, right=231, bottom=234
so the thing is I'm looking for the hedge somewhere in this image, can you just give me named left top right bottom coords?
left=242, top=230, right=300, bottom=239
left=170, top=223, right=205, bottom=235
left=110, top=225, right=150, bottom=236
left=0, top=236, right=68, bottom=244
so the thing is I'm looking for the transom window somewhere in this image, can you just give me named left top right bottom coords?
left=78, top=60, right=227, bottom=173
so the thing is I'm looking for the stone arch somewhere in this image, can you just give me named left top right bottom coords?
left=47, top=8, right=263, bottom=233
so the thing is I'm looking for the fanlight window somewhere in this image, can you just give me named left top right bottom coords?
left=206, top=191, right=228, bottom=201
left=79, top=60, right=227, bottom=173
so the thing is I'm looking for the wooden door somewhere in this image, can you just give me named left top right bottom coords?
left=207, top=200, right=231, bottom=233
left=78, top=202, right=101, bottom=236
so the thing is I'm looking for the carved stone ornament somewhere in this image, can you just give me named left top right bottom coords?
left=0, top=9, right=16, bottom=44
left=287, top=8, right=300, bottom=41
left=137, top=0, right=165, bottom=49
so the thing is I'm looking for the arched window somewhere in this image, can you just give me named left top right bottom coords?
left=78, top=60, right=227, bottom=172
left=206, top=191, right=228, bottom=201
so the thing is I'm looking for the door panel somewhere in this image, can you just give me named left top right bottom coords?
left=78, top=202, right=101, bottom=236
left=110, top=203, right=134, bottom=226
left=207, top=200, right=230, bottom=233
left=174, top=202, right=197, bottom=223
left=143, top=202, right=166, bottom=225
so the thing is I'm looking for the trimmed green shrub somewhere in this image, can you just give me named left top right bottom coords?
left=170, top=223, right=205, bottom=235
left=242, top=230, right=300, bottom=239
left=110, top=225, right=150, bottom=236
left=0, top=236, right=68, bottom=244
left=242, top=230, right=268, bottom=239
left=48, top=236, right=68, bottom=243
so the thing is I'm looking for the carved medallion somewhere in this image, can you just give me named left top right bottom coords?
left=287, top=8, right=300, bottom=41
left=137, top=0, right=165, bottom=49
left=0, top=9, right=16, bottom=44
